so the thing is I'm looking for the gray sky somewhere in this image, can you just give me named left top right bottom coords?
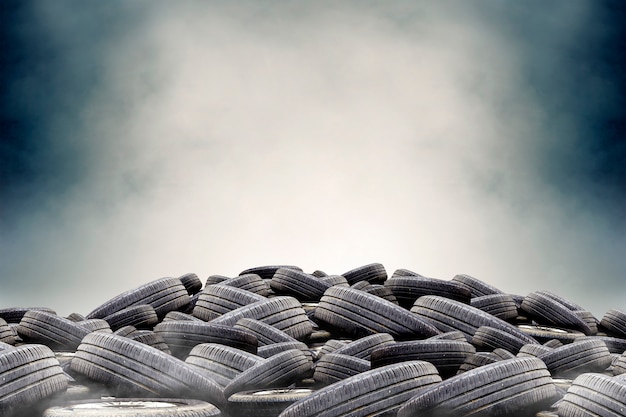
left=1, top=1, right=624, bottom=317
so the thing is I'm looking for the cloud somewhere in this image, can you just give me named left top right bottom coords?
left=1, top=1, right=624, bottom=317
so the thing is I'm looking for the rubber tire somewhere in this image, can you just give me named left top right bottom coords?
left=0, top=344, right=68, bottom=415
left=520, top=292, right=594, bottom=335
left=341, top=263, right=387, bottom=285
left=558, top=373, right=626, bottom=417
left=371, top=339, right=476, bottom=378
left=192, top=285, right=266, bottom=322
left=471, top=325, right=539, bottom=354
left=516, top=324, right=584, bottom=344
left=239, top=265, right=303, bottom=280
left=42, top=398, right=221, bottom=417
left=270, top=269, right=335, bottom=301
left=315, top=287, right=440, bottom=340
left=234, top=318, right=298, bottom=346
left=470, top=294, right=519, bottom=321
left=411, top=295, right=536, bottom=343
left=103, top=304, right=158, bottom=331
left=312, top=353, right=370, bottom=384
left=332, top=333, right=395, bottom=360
left=384, top=276, right=471, bottom=309
left=221, top=274, right=272, bottom=297
left=210, top=297, right=312, bottom=341
left=224, top=349, right=312, bottom=398
left=86, top=277, right=190, bottom=320
left=178, top=273, right=204, bottom=295
left=600, top=309, right=626, bottom=338
left=18, top=310, right=91, bottom=351
left=0, top=307, right=57, bottom=323
left=450, top=274, right=504, bottom=298
left=185, top=343, right=263, bottom=388
left=397, top=357, right=558, bottom=417
left=278, top=361, right=441, bottom=417
left=70, top=332, right=226, bottom=407
left=0, top=318, right=17, bottom=345
left=154, top=320, right=258, bottom=358
left=538, top=338, right=613, bottom=378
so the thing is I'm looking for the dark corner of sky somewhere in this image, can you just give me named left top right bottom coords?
left=0, top=1, right=143, bottom=232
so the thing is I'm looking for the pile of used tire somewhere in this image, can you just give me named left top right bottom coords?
left=1, top=263, right=625, bottom=417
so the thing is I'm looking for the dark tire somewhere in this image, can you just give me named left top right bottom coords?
left=271, top=268, right=334, bottom=301
left=77, top=319, right=112, bottom=333
left=65, top=313, right=86, bottom=322
left=471, top=325, right=539, bottom=354
left=154, top=320, right=258, bottom=358
left=312, top=339, right=350, bottom=360
left=0, top=307, right=56, bottom=323
left=178, top=273, right=204, bottom=295
left=456, top=351, right=502, bottom=374
left=239, top=265, right=303, bottom=280
left=411, top=295, right=536, bottom=343
left=42, top=398, right=221, bottom=416
left=256, top=341, right=314, bottom=368
left=278, top=361, right=441, bottom=417
left=228, top=388, right=314, bottom=417
left=163, top=311, right=205, bottom=322
left=185, top=343, right=263, bottom=388
left=371, top=339, right=476, bottom=378
left=450, top=274, right=504, bottom=297
left=538, top=338, right=613, bottom=378
left=428, top=331, right=467, bottom=342
left=234, top=318, right=297, bottom=346
left=210, top=297, right=312, bottom=341
left=558, top=373, right=626, bottom=417
left=127, top=330, right=172, bottom=354
left=18, top=310, right=91, bottom=351
left=221, top=274, right=272, bottom=297
left=0, top=344, right=68, bottom=415
left=0, top=318, right=17, bottom=345
left=102, top=304, right=158, bottom=331
left=613, top=352, right=626, bottom=375
left=520, top=292, right=594, bottom=335
left=86, top=277, right=190, bottom=320
left=315, top=287, right=440, bottom=340
left=313, top=353, right=370, bottom=384
left=70, top=332, right=226, bottom=407
left=578, top=335, right=626, bottom=354
left=192, top=285, right=266, bottom=322
left=224, top=349, right=312, bottom=398
left=384, top=276, right=471, bottom=309
left=600, top=308, right=626, bottom=337
left=517, top=343, right=554, bottom=358
left=332, top=333, right=395, bottom=360
left=341, top=263, right=387, bottom=285
left=470, top=294, right=519, bottom=321
left=397, top=357, right=558, bottom=417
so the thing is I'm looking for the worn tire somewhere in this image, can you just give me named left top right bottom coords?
left=450, top=274, right=503, bottom=298
left=192, top=285, right=266, bottom=322
left=538, top=338, right=612, bottom=378
left=341, top=263, right=387, bottom=285
left=520, top=292, right=594, bottom=335
left=271, top=269, right=334, bottom=301
left=234, top=318, right=297, bottom=346
left=470, top=294, right=519, bottom=321
left=18, top=310, right=91, bottom=351
left=332, top=333, right=395, bottom=361
left=185, top=343, right=263, bottom=388
left=397, top=357, right=558, bottom=417
left=102, top=304, right=158, bottom=331
left=471, top=325, right=538, bottom=354
left=384, top=276, right=471, bottom=309
left=228, top=388, right=314, bottom=417
left=315, top=287, right=440, bottom=340
left=312, top=353, right=370, bottom=385
left=278, top=361, right=441, bottom=417
left=558, top=373, right=626, bottom=417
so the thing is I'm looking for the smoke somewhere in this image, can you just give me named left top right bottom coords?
left=1, top=1, right=624, bottom=316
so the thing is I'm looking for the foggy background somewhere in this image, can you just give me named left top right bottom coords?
left=1, top=1, right=624, bottom=318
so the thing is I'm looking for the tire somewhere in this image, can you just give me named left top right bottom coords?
left=471, top=325, right=539, bottom=354
left=613, top=352, right=626, bottom=375
left=341, top=263, right=387, bottom=285
left=520, top=292, right=594, bottom=335
left=271, top=268, right=334, bottom=301
left=70, top=332, right=226, bottom=407
left=221, top=274, right=272, bottom=297
left=332, top=333, right=395, bottom=360
left=278, top=361, right=441, bottom=417
left=517, top=343, right=554, bottom=358
left=224, top=349, right=312, bottom=398
left=154, top=321, right=258, bottom=358
left=600, top=308, right=626, bottom=337
left=0, top=318, right=17, bottom=345
left=18, top=310, right=91, bottom=351
left=234, top=318, right=297, bottom=346
left=312, top=339, right=350, bottom=360
left=450, top=274, right=504, bottom=298
left=577, top=336, right=626, bottom=354
left=411, top=295, right=536, bottom=343
left=210, top=297, right=312, bottom=341
left=239, top=265, right=303, bottom=280
left=77, top=319, right=112, bottom=333
left=228, top=388, right=314, bottom=417
left=313, top=353, right=370, bottom=384
left=102, top=304, right=158, bottom=331
left=66, top=313, right=86, bottom=322
left=456, top=351, right=502, bottom=374
left=384, top=276, right=471, bottom=309
left=538, top=338, right=613, bottom=378
left=397, top=357, right=558, bottom=417
left=370, top=339, right=476, bottom=378
left=42, top=398, right=221, bottom=417
left=315, top=287, right=440, bottom=340
left=0, top=344, right=68, bottom=415
left=127, top=330, right=172, bottom=354
left=360, top=284, right=399, bottom=305
left=428, top=331, right=468, bottom=342
left=192, top=285, right=266, bottom=322
left=163, top=311, right=205, bottom=322
left=86, top=277, right=190, bottom=320
left=179, top=273, right=204, bottom=295
left=185, top=343, right=263, bottom=388
left=257, top=341, right=314, bottom=368
left=0, top=307, right=56, bottom=323
left=557, top=373, right=626, bottom=417
left=470, top=294, right=519, bottom=321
